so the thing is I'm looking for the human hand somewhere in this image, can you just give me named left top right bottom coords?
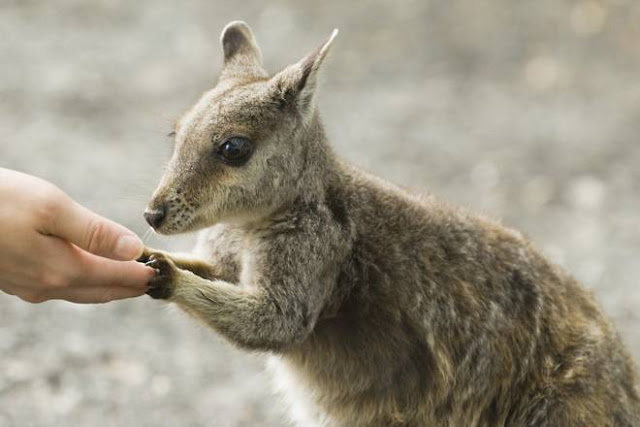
left=0, top=168, right=155, bottom=303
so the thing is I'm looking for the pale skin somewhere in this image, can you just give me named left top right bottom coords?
left=0, top=168, right=155, bottom=304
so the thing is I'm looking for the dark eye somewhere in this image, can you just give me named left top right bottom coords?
left=216, top=136, right=254, bottom=166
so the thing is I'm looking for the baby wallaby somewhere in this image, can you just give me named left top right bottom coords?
left=141, top=21, right=640, bottom=426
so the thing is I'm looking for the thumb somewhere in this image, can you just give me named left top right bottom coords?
left=43, top=198, right=144, bottom=261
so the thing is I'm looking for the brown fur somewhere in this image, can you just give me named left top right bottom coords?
left=141, top=21, right=640, bottom=426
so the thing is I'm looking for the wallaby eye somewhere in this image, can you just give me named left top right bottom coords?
left=217, top=136, right=254, bottom=166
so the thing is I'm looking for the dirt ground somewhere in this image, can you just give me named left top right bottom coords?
left=1, top=1, right=639, bottom=426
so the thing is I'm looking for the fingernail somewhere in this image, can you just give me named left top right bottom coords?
left=114, top=235, right=143, bottom=260
left=145, top=267, right=157, bottom=281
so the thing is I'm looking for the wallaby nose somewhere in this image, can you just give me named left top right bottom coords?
left=144, top=205, right=167, bottom=229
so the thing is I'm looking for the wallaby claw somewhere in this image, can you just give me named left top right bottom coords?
left=136, top=247, right=154, bottom=264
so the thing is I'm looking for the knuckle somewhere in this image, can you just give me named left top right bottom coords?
left=45, top=273, right=70, bottom=289
left=35, top=269, right=66, bottom=289
left=20, top=292, right=47, bottom=304
left=35, top=192, right=63, bottom=226
left=34, top=270, right=51, bottom=287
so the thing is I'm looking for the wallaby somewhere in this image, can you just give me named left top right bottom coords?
left=140, top=21, right=640, bottom=426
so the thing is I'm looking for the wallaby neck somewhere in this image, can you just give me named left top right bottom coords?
left=293, top=111, right=341, bottom=204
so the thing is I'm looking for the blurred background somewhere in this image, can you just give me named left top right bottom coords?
left=1, top=0, right=639, bottom=425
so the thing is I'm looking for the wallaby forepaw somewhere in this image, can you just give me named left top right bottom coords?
left=145, top=253, right=175, bottom=300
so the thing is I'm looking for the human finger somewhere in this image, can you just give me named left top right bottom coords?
left=70, top=247, right=156, bottom=289
left=42, top=197, right=143, bottom=261
left=41, top=285, right=147, bottom=304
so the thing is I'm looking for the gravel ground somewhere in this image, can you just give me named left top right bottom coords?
left=1, top=1, right=639, bottom=426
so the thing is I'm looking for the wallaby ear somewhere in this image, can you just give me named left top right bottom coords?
left=272, top=29, right=339, bottom=114
left=219, top=21, right=268, bottom=81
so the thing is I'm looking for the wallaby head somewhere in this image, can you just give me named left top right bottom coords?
left=144, top=21, right=338, bottom=234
